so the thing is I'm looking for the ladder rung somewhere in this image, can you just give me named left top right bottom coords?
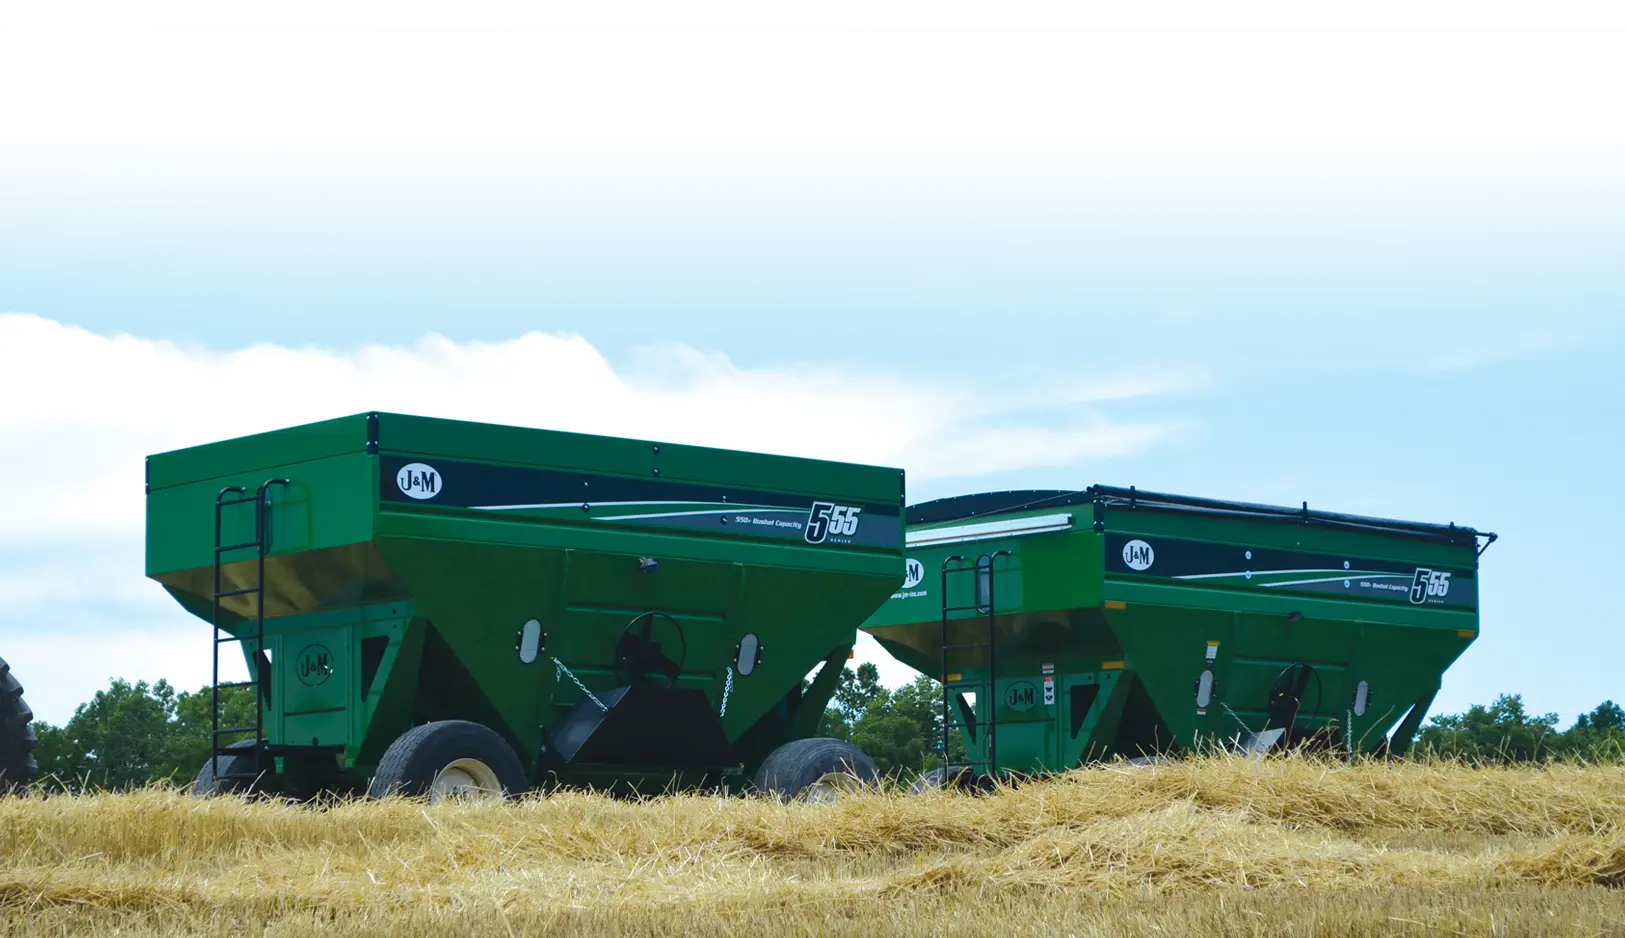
left=942, top=606, right=993, bottom=614
left=943, top=643, right=990, bottom=651
left=215, top=541, right=262, bottom=553
left=214, top=497, right=271, bottom=784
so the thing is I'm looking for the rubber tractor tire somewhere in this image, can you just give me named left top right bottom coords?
left=0, top=656, right=38, bottom=793
left=193, top=738, right=273, bottom=797
left=753, top=737, right=879, bottom=802
left=908, top=766, right=981, bottom=795
left=368, top=720, right=527, bottom=802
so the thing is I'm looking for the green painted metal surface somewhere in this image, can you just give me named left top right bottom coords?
left=863, top=488, right=1491, bottom=775
left=146, top=412, right=905, bottom=789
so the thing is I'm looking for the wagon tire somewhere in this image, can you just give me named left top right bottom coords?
left=193, top=738, right=270, bottom=796
left=0, top=657, right=38, bottom=793
left=909, top=766, right=979, bottom=794
left=753, top=737, right=879, bottom=802
left=369, top=720, right=527, bottom=802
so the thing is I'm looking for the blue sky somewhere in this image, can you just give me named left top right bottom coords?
left=1, top=4, right=1621, bottom=725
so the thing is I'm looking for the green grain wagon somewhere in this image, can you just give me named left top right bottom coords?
left=862, top=487, right=1494, bottom=786
left=145, top=412, right=905, bottom=799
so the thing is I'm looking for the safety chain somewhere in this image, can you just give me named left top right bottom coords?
left=720, top=666, right=735, bottom=717
left=1220, top=702, right=1253, bottom=734
left=552, top=656, right=607, bottom=712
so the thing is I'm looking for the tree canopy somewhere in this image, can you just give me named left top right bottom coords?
left=1415, top=695, right=1625, bottom=763
left=30, top=680, right=255, bottom=789
left=818, top=663, right=948, bottom=776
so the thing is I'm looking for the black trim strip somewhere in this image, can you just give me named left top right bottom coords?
left=381, top=455, right=898, bottom=516
left=1104, top=533, right=1477, bottom=608
left=378, top=455, right=902, bottom=549
left=908, top=486, right=1492, bottom=549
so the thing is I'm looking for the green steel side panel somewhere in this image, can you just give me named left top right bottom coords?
left=865, top=527, right=1104, bottom=676
left=1387, top=689, right=1440, bottom=758
left=1102, top=599, right=1472, bottom=753
left=1058, top=671, right=1129, bottom=766
left=147, top=415, right=371, bottom=490
left=250, top=602, right=412, bottom=759
left=869, top=526, right=1102, bottom=631
left=376, top=529, right=900, bottom=766
left=783, top=647, right=854, bottom=742
left=375, top=412, right=901, bottom=505
left=146, top=452, right=378, bottom=579
left=359, top=616, right=426, bottom=765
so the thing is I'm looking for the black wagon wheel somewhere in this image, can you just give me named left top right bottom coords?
left=754, top=737, right=880, bottom=802
left=193, top=738, right=266, bottom=797
left=613, top=611, right=688, bottom=688
left=369, top=720, right=528, bottom=802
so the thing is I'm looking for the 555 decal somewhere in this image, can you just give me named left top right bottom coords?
left=805, top=502, right=862, bottom=544
left=1410, top=568, right=1452, bottom=604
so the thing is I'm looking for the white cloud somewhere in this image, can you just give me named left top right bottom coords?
left=1419, top=330, right=1565, bottom=373
left=2, top=625, right=220, bottom=728
left=0, top=313, right=1191, bottom=721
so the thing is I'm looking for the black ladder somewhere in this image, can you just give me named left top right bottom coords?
left=939, top=551, right=1009, bottom=781
left=210, top=479, right=287, bottom=783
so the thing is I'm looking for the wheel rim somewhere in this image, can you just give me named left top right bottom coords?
left=802, top=770, right=863, bottom=804
left=429, top=758, right=503, bottom=803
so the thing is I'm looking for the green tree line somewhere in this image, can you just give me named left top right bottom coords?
left=24, top=668, right=1625, bottom=789
left=30, top=680, right=257, bottom=790
left=817, top=663, right=964, bottom=777
left=1414, top=695, right=1625, bottom=763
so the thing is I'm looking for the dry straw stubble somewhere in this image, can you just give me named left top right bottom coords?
left=3, top=756, right=1625, bottom=936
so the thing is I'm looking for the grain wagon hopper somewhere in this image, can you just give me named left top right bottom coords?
left=862, top=487, right=1494, bottom=786
left=145, top=412, right=904, bottom=799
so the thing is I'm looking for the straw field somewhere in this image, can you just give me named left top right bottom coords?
left=3, top=757, right=1625, bottom=937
